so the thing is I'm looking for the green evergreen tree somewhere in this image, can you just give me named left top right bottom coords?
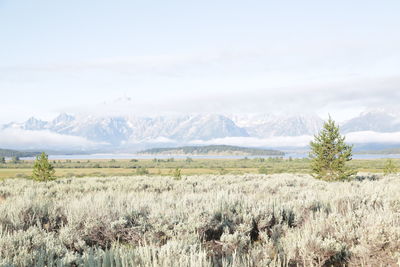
left=309, top=117, right=355, bottom=181
left=173, top=168, right=182, bottom=180
left=0, top=157, right=5, bottom=164
left=32, top=152, right=55, bottom=181
left=135, top=166, right=149, bottom=175
left=383, top=159, right=397, bottom=175
left=258, top=166, right=268, bottom=174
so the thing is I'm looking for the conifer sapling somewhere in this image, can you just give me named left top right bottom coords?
left=32, top=152, right=56, bottom=181
left=309, top=117, right=355, bottom=181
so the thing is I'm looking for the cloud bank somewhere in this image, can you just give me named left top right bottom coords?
left=191, top=130, right=400, bottom=149
left=191, top=136, right=313, bottom=148
left=0, top=128, right=103, bottom=151
left=1, top=127, right=400, bottom=152
left=346, top=131, right=400, bottom=144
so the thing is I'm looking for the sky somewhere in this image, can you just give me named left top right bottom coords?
left=1, top=0, right=400, bottom=124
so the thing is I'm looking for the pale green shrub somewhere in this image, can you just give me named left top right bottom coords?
left=0, top=174, right=399, bottom=266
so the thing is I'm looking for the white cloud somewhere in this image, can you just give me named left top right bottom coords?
left=126, top=136, right=177, bottom=144
left=346, top=131, right=400, bottom=144
left=2, top=45, right=400, bottom=122
left=190, top=136, right=313, bottom=148
left=190, top=131, right=400, bottom=149
left=60, top=73, right=400, bottom=121
left=1, top=127, right=400, bottom=152
left=0, top=128, right=104, bottom=150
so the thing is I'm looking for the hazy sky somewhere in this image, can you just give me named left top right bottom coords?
left=1, top=0, right=400, bottom=123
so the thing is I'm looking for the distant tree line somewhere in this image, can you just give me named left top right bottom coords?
left=0, top=148, right=40, bottom=158
left=140, top=145, right=285, bottom=156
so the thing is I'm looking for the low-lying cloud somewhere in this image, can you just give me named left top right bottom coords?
left=0, top=128, right=103, bottom=151
left=2, top=128, right=400, bottom=152
left=346, top=131, right=400, bottom=144
left=191, top=136, right=313, bottom=148
left=191, top=131, right=400, bottom=149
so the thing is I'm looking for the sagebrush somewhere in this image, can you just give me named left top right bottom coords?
left=0, top=174, right=400, bottom=266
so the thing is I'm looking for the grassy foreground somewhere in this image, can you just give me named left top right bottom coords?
left=1, top=174, right=400, bottom=266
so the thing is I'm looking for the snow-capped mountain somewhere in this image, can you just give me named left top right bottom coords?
left=23, top=117, right=48, bottom=131
left=1, top=114, right=249, bottom=148
left=2, top=109, right=400, bottom=151
left=341, top=109, right=400, bottom=133
left=229, top=114, right=323, bottom=138
left=119, top=114, right=248, bottom=142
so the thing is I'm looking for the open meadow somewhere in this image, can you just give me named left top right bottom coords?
left=0, top=157, right=398, bottom=179
left=1, top=172, right=399, bottom=266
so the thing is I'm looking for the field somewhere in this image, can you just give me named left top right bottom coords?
left=1, top=172, right=400, bottom=266
left=0, top=157, right=399, bottom=179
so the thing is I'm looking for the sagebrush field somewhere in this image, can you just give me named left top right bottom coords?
left=1, top=173, right=399, bottom=266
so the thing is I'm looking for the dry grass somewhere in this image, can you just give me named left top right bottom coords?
left=0, top=173, right=400, bottom=266
left=0, top=167, right=260, bottom=179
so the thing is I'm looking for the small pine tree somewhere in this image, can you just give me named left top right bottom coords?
left=135, top=166, right=149, bottom=175
left=32, top=152, right=55, bottom=181
left=258, top=166, right=268, bottom=174
left=309, top=117, right=356, bottom=181
left=0, top=157, right=5, bottom=164
left=383, top=159, right=397, bottom=175
left=173, top=168, right=182, bottom=180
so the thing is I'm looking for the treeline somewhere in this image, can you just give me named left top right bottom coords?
left=360, top=147, right=400, bottom=155
left=139, top=145, right=285, bottom=156
left=0, top=149, right=40, bottom=158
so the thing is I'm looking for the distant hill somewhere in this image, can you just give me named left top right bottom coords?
left=357, top=147, right=400, bottom=155
left=138, top=145, right=284, bottom=156
left=0, top=148, right=40, bottom=158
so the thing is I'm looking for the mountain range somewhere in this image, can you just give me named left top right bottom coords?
left=1, top=109, right=400, bottom=152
